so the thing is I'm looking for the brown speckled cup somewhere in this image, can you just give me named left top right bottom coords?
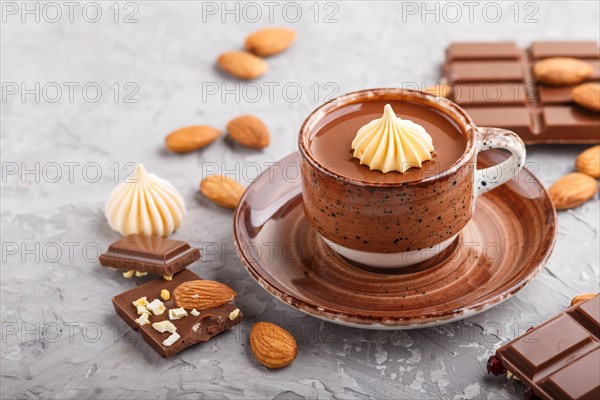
left=299, top=88, right=526, bottom=268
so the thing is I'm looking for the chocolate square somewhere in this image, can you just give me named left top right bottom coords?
left=496, top=295, right=600, bottom=400
left=538, top=85, right=576, bottom=104
left=452, top=83, right=530, bottom=106
left=448, top=61, right=524, bottom=83
left=530, top=41, right=600, bottom=59
left=541, top=106, right=600, bottom=141
left=447, top=42, right=520, bottom=61
left=99, top=234, right=200, bottom=276
left=461, top=106, right=534, bottom=138
left=112, top=269, right=242, bottom=357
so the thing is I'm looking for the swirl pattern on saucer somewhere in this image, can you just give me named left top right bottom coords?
left=105, top=163, right=185, bottom=237
left=351, top=104, right=434, bottom=173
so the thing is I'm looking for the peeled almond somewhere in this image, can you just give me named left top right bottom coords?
left=245, top=27, right=297, bottom=57
left=217, top=51, right=268, bottom=80
left=572, top=83, right=600, bottom=112
left=533, top=57, right=593, bottom=85
left=200, top=175, right=245, bottom=209
left=227, top=115, right=270, bottom=149
left=576, top=145, right=600, bottom=178
left=548, top=172, right=597, bottom=210
left=165, top=126, right=221, bottom=153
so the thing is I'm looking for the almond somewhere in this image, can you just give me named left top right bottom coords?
left=533, top=57, right=593, bottom=85
left=424, top=83, right=452, bottom=98
left=217, top=51, right=268, bottom=80
left=245, top=27, right=297, bottom=57
left=227, top=115, right=270, bottom=149
left=174, top=280, right=236, bottom=310
left=250, top=322, right=297, bottom=369
left=165, top=126, right=221, bottom=153
left=576, top=145, right=600, bottom=178
left=200, top=175, right=245, bottom=209
left=572, top=83, right=600, bottom=112
left=548, top=172, right=598, bottom=210
left=570, top=293, right=597, bottom=306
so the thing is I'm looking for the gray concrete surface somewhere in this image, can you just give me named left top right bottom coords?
left=1, top=1, right=599, bottom=399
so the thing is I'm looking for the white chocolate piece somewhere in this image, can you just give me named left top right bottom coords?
left=136, top=305, right=148, bottom=315
left=135, top=313, right=150, bottom=326
left=229, top=308, right=240, bottom=321
left=146, top=299, right=166, bottom=316
left=162, top=331, right=180, bottom=347
left=168, top=308, right=188, bottom=320
left=152, top=320, right=177, bottom=333
left=132, top=297, right=149, bottom=307
left=123, top=270, right=135, bottom=278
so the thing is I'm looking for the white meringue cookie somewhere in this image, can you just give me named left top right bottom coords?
left=352, top=104, right=434, bottom=173
left=105, top=163, right=185, bottom=237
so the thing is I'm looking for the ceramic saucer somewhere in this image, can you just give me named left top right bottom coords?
left=233, top=152, right=556, bottom=329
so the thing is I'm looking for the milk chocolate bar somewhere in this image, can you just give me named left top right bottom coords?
left=444, top=41, right=600, bottom=144
left=496, top=295, right=600, bottom=400
left=112, top=269, right=242, bottom=357
left=99, top=234, right=200, bottom=276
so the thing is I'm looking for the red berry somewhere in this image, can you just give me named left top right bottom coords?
left=487, top=355, right=507, bottom=376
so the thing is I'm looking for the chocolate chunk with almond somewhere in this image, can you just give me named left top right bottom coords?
left=112, top=269, right=242, bottom=357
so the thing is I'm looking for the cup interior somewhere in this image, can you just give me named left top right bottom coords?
left=298, top=88, right=478, bottom=187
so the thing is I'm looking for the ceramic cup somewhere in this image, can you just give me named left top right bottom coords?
left=298, top=88, right=526, bottom=268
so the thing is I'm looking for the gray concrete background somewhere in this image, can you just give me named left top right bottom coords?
left=1, top=1, right=599, bottom=399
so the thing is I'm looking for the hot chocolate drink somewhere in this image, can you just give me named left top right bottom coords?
left=309, top=99, right=467, bottom=184
left=299, top=88, right=526, bottom=268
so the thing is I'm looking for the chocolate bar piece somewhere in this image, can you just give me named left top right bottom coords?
left=112, top=269, right=242, bottom=357
left=496, top=295, right=600, bottom=400
left=99, top=234, right=200, bottom=276
left=530, top=41, right=600, bottom=59
left=446, top=41, right=520, bottom=60
left=444, top=41, right=600, bottom=144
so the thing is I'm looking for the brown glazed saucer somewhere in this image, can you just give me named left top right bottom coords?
left=233, top=152, right=557, bottom=329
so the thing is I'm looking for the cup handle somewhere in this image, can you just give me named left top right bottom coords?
left=475, top=127, right=526, bottom=197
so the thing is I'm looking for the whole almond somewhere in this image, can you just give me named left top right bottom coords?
left=227, top=115, right=270, bottom=149
left=245, top=27, right=297, bottom=57
left=250, top=322, right=298, bottom=369
left=200, top=175, right=245, bottom=209
left=165, top=126, right=221, bottom=153
left=570, top=293, right=597, bottom=306
left=548, top=172, right=598, bottom=210
left=572, top=83, right=600, bottom=112
left=217, top=51, right=268, bottom=80
left=533, top=57, right=593, bottom=85
left=576, top=145, right=600, bottom=178
left=174, top=280, right=236, bottom=310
